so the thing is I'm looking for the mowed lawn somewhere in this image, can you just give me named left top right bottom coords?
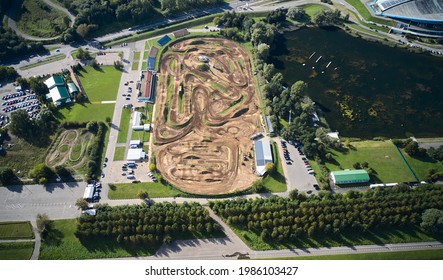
left=39, top=219, right=157, bottom=259
left=401, top=150, right=443, bottom=181
left=108, top=182, right=184, bottom=199
left=262, top=142, right=287, bottom=193
left=117, top=108, right=131, bottom=143
left=58, top=66, right=121, bottom=122
left=326, top=141, right=416, bottom=183
left=0, top=222, right=34, bottom=239
left=0, top=242, right=34, bottom=260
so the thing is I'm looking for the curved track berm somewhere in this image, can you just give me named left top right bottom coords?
left=154, top=38, right=260, bottom=195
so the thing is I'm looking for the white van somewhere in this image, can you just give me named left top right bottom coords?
left=127, top=175, right=135, bottom=179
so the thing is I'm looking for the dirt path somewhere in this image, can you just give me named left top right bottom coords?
left=154, top=38, right=261, bottom=195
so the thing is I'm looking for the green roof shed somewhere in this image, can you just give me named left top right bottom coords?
left=331, top=169, right=370, bottom=185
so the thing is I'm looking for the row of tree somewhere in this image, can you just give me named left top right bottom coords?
left=210, top=184, right=443, bottom=241
left=0, top=26, right=46, bottom=61
left=75, top=202, right=221, bottom=245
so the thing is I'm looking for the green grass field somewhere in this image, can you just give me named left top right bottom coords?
left=302, top=4, right=330, bottom=18
left=117, top=108, right=131, bottom=143
left=269, top=249, right=443, bottom=260
left=325, top=141, right=416, bottom=183
left=39, top=219, right=158, bottom=259
left=0, top=222, right=34, bottom=239
left=76, top=66, right=121, bottom=102
left=108, top=182, right=184, bottom=199
left=131, top=61, right=139, bottom=70
left=0, top=242, right=34, bottom=260
left=344, top=0, right=394, bottom=26
left=401, top=150, right=443, bottom=181
left=57, top=66, right=121, bottom=122
left=0, top=137, right=47, bottom=182
left=113, top=146, right=126, bottom=161
left=131, top=130, right=150, bottom=142
left=133, top=51, right=141, bottom=60
left=15, top=0, right=71, bottom=38
left=262, top=142, right=287, bottom=193
left=230, top=224, right=443, bottom=251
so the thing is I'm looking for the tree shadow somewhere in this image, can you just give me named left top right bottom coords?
left=42, top=222, right=64, bottom=246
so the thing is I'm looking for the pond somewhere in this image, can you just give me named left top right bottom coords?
left=272, top=27, right=443, bottom=138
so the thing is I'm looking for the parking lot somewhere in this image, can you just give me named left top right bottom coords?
left=278, top=138, right=319, bottom=194
left=1, top=84, right=41, bottom=127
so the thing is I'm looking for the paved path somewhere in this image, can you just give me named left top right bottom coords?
left=30, top=220, right=41, bottom=260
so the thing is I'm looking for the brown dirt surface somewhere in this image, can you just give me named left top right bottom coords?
left=45, top=129, right=93, bottom=170
left=154, top=37, right=261, bottom=195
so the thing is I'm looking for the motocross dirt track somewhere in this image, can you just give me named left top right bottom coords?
left=154, top=37, right=260, bottom=195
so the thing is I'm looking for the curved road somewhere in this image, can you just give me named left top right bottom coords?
left=7, top=0, right=75, bottom=41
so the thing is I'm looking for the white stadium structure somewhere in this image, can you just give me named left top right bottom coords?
left=369, top=0, right=443, bottom=37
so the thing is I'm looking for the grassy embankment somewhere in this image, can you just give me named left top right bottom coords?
left=39, top=219, right=158, bottom=259
left=15, top=0, right=71, bottom=38
left=231, top=223, right=443, bottom=251
left=262, top=142, right=287, bottom=192
left=19, top=54, right=67, bottom=70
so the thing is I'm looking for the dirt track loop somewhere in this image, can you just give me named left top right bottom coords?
left=154, top=38, right=260, bottom=195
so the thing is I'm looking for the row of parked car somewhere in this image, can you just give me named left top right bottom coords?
left=1, top=91, right=41, bottom=119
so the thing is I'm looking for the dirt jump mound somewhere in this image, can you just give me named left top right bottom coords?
left=154, top=37, right=261, bottom=195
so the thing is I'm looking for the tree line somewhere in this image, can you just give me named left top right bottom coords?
left=209, top=184, right=443, bottom=242
left=75, top=202, right=221, bottom=245
left=58, top=0, right=223, bottom=41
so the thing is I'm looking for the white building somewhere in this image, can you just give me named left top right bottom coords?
left=126, top=148, right=146, bottom=161
left=254, top=140, right=273, bottom=176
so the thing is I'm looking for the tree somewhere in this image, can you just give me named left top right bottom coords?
left=105, top=116, right=112, bottom=124
left=420, top=208, right=443, bottom=233
left=314, top=10, right=343, bottom=26
left=353, top=162, right=361, bottom=169
left=404, top=141, right=426, bottom=157
left=86, top=121, right=98, bottom=133
left=265, top=162, right=276, bottom=175
left=75, top=198, right=89, bottom=210
left=9, top=110, right=34, bottom=139
left=136, top=190, right=149, bottom=200
left=149, top=163, right=156, bottom=172
left=30, top=163, right=53, bottom=182
left=255, top=43, right=270, bottom=62
left=252, top=179, right=265, bottom=193
left=288, top=189, right=299, bottom=200
left=36, top=213, right=49, bottom=234
left=0, top=167, right=15, bottom=185
left=114, top=60, right=124, bottom=71
left=287, top=7, right=310, bottom=23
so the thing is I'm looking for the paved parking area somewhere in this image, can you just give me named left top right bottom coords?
left=277, top=138, right=319, bottom=194
left=0, top=182, right=86, bottom=222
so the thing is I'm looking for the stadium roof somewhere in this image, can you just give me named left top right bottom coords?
left=254, top=140, right=273, bottom=176
left=48, top=86, right=71, bottom=106
left=331, top=170, right=370, bottom=184
left=374, top=0, right=443, bottom=23
left=44, top=75, right=64, bottom=89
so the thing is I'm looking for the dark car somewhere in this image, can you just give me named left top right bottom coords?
left=313, top=184, right=320, bottom=190
left=132, top=180, right=141, bottom=183
left=104, top=157, right=108, bottom=162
